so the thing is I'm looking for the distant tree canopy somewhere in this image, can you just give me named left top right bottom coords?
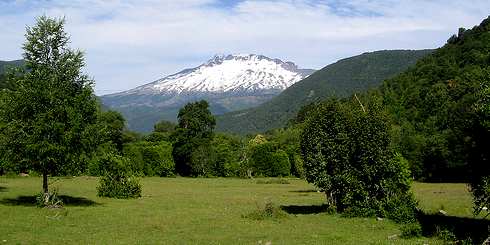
left=0, top=16, right=99, bottom=200
left=301, top=97, right=416, bottom=223
left=172, top=100, right=216, bottom=176
left=154, top=120, right=176, bottom=133
left=97, top=110, right=126, bottom=152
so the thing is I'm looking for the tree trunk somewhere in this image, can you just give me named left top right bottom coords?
left=42, top=172, right=48, bottom=191
left=42, top=172, right=49, bottom=205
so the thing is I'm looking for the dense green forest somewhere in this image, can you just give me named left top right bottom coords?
left=216, top=50, right=433, bottom=134
left=381, top=18, right=490, bottom=183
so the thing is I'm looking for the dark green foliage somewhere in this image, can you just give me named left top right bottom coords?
left=122, top=142, right=175, bottom=177
left=208, top=133, right=244, bottom=177
left=382, top=17, right=490, bottom=183
left=249, top=142, right=290, bottom=177
left=268, top=127, right=304, bottom=178
left=300, top=97, right=416, bottom=223
left=145, top=120, right=176, bottom=143
left=0, top=60, right=24, bottom=75
left=96, top=153, right=142, bottom=199
left=469, top=70, right=490, bottom=215
left=0, top=16, right=98, bottom=196
left=97, top=110, right=125, bottom=152
left=172, top=100, right=216, bottom=176
left=87, top=143, right=118, bottom=176
left=0, top=60, right=24, bottom=90
left=154, top=120, right=176, bottom=133
left=217, top=50, right=432, bottom=134
left=400, top=222, right=422, bottom=238
left=122, top=130, right=142, bottom=144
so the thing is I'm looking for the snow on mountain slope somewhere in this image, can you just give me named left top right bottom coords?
left=121, top=54, right=314, bottom=95
left=101, top=54, right=314, bottom=132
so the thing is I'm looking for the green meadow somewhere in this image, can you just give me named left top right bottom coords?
left=1, top=177, right=485, bottom=244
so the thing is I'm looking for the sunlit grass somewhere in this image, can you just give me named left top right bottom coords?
left=0, top=177, right=466, bottom=244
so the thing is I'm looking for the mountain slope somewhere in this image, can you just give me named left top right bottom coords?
left=216, top=50, right=433, bottom=134
left=101, top=54, right=314, bottom=132
left=0, top=60, right=24, bottom=89
left=0, top=60, right=24, bottom=74
left=381, top=17, right=490, bottom=181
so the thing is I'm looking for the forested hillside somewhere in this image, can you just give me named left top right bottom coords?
left=0, top=60, right=24, bottom=88
left=216, top=50, right=432, bottom=134
left=382, top=17, right=490, bottom=182
left=0, top=60, right=23, bottom=74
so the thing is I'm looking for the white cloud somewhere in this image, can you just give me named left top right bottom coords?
left=0, top=0, right=488, bottom=95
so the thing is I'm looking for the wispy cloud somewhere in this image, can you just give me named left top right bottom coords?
left=0, top=0, right=488, bottom=94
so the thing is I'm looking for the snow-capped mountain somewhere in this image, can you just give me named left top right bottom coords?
left=101, top=54, right=314, bottom=132
left=121, top=54, right=313, bottom=95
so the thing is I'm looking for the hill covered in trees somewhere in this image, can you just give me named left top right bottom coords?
left=0, top=60, right=23, bottom=74
left=381, top=17, right=490, bottom=183
left=216, top=50, right=433, bottom=134
left=0, top=60, right=24, bottom=88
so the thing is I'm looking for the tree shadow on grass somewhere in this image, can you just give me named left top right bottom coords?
left=417, top=211, right=490, bottom=243
left=0, top=186, right=7, bottom=192
left=0, top=195, right=100, bottom=207
left=280, top=204, right=332, bottom=215
left=289, top=189, right=319, bottom=193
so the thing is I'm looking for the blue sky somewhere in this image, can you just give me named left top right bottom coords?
left=0, top=0, right=489, bottom=95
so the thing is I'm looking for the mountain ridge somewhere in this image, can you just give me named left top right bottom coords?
left=216, top=49, right=434, bottom=134
left=101, top=54, right=314, bottom=132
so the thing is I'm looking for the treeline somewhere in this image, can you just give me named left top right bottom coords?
left=85, top=101, right=304, bottom=178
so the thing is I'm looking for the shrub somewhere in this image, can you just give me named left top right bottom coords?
left=400, top=222, right=422, bottom=238
left=300, top=97, right=416, bottom=222
left=243, top=201, right=287, bottom=220
left=96, top=153, right=141, bottom=199
left=36, top=189, right=63, bottom=208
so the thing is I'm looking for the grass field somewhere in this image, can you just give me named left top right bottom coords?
left=0, top=177, right=487, bottom=244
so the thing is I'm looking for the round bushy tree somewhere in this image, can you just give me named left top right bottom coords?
left=300, top=97, right=416, bottom=222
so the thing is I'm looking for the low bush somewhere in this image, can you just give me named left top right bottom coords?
left=36, top=189, right=63, bottom=208
left=96, top=153, right=142, bottom=199
left=400, top=222, right=422, bottom=238
left=243, top=201, right=288, bottom=220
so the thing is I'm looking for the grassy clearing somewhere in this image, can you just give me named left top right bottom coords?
left=0, top=177, right=479, bottom=244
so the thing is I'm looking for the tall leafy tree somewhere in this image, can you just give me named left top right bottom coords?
left=0, top=16, right=98, bottom=201
left=172, top=100, right=215, bottom=176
